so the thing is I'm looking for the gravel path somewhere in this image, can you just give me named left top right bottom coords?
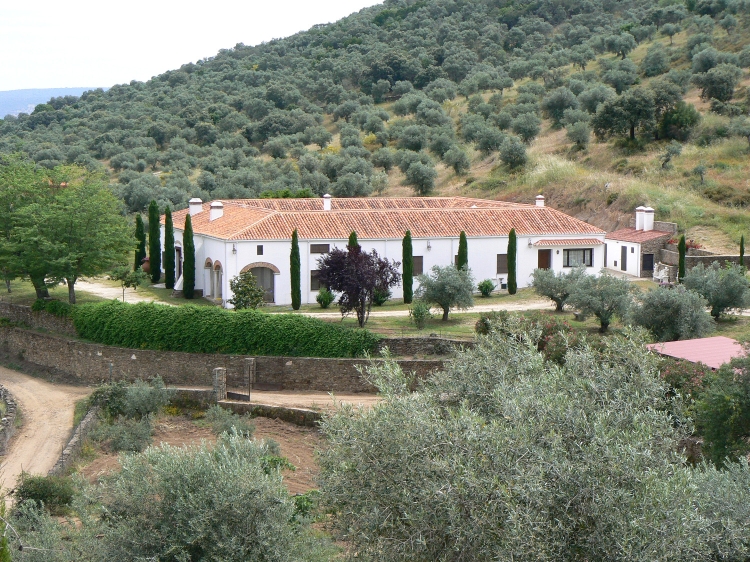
left=0, top=368, right=91, bottom=494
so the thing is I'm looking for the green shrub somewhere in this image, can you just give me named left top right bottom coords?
left=409, top=301, right=432, bottom=330
left=372, top=288, right=391, bottom=306
left=31, top=299, right=72, bottom=317
left=315, top=287, right=335, bottom=308
left=91, top=417, right=153, bottom=453
left=630, top=286, right=714, bottom=341
left=14, top=474, right=74, bottom=515
left=205, top=405, right=255, bottom=437
left=73, top=301, right=380, bottom=357
left=477, top=279, right=496, bottom=297
left=474, top=310, right=510, bottom=335
left=659, top=358, right=711, bottom=398
left=90, top=377, right=171, bottom=421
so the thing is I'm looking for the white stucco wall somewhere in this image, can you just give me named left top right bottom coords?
left=162, top=227, right=605, bottom=307
left=604, top=239, right=641, bottom=277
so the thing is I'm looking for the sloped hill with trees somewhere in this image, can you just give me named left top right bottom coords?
left=1, top=0, right=749, bottom=246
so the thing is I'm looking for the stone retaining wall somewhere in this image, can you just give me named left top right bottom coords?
left=48, top=406, right=100, bottom=476
left=0, top=302, right=76, bottom=336
left=660, top=249, right=741, bottom=269
left=378, top=337, right=473, bottom=356
left=0, top=326, right=445, bottom=393
left=0, top=385, right=18, bottom=455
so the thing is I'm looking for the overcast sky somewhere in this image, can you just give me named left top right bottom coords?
left=0, top=0, right=382, bottom=92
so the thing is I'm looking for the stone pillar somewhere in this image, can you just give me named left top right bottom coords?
left=212, top=367, right=227, bottom=402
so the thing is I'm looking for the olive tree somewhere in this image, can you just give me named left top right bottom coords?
left=318, top=328, right=750, bottom=561
left=531, top=266, right=586, bottom=311
left=630, top=285, right=714, bottom=341
left=568, top=271, right=633, bottom=332
left=416, top=264, right=474, bottom=320
left=683, top=261, right=750, bottom=318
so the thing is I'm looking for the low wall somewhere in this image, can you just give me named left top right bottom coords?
left=660, top=249, right=741, bottom=268
left=0, top=385, right=18, bottom=455
left=48, top=406, right=99, bottom=476
left=0, top=326, right=444, bottom=393
left=0, top=301, right=76, bottom=336
left=218, top=400, right=322, bottom=427
left=378, top=337, right=473, bottom=356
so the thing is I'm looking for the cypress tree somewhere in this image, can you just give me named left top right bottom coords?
left=148, top=200, right=161, bottom=283
left=740, top=235, right=745, bottom=268
left=402, top=231, right=413, bottom=304
left=291, top=229, right=301, bottom=310
left=183, top=214, right=195, bottom=299
left=134, top=214, right=146, bottom=271
left=164, top=207, right=175, bottom=289
left=348, top=230, right=359, bottom=248
left=507, top=228, right=517, bottom=295
left=457, top=231, right=468, bottom=270
left=678, top=234, right=686, bottom=282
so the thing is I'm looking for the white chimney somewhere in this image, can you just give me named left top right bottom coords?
left=209, top=201, right=224, bottom=221
left=635, top=206, right=646, bottom=230
left=189, top=198, right=203, bottom=216
left=535, top=195, right=545, bottom=207
left=323, top=193, right=332, bottom=211
left=643, top=207, right=655, bottom=232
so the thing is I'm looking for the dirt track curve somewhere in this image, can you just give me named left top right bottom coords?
left=0, top=367, right=90, bottom=493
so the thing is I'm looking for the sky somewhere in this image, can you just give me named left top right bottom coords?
left=0, top=0, right=383, bottom=92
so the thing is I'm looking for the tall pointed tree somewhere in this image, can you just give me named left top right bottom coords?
left=183, top=214, right=195, bottom=299
left=678, top=234, right=686, bottom=282
left=507, top=228, right=517, bottom=295
left=134, top=214, right=146, bottom=271
left=148, top=200, right=161, bottom=283
left=348, top=231, right=359, bottom=248
left=740, top=235, right=745, bottom=268
left=291, top=229, right=301, bottom=310
left=402, top=231, right=413, bottom=304
left=164, top=207, right=175, bottom=289
left=457, top=231, right=468, bottom=270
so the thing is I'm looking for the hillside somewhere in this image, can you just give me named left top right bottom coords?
left=0, top=87, right=102, bottom=118
left=1, top=0, right=749, bottom=251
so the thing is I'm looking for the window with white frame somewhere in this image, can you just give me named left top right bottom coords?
left=563, top=248, right=593, bottom=267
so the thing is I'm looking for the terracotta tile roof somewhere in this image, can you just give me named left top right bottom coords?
left=606, top=228, right=672, bottom=243
left=164, top=197, right=605, bottom=241
left=647, top=336, right=746, bottom=370
left=533, top=238, right=604, bottom=246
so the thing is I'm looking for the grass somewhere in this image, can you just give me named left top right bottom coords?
left=0, top=279, right=108, bottom=307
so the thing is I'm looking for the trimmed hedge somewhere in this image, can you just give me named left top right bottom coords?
left=73, top=301, right=380, bottom=358
left=31, top=298, right=72, bottom=318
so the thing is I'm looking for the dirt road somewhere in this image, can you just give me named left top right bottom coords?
left=0, top=368, right=90, bottom=493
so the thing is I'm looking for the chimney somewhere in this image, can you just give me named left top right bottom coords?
left=189, top=198, right=203, bottom=216
left=635, top=206, right=646, bottom=230
left=643, top=207, right=655, bottom=232
left=209, top=201, right=224, bottom=221
left=323, top=193, right=332, bottom=211
left=535, top=195, right=545, bottom=207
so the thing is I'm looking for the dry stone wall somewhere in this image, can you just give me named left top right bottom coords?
left=0, top=385, right=17, bottom=455
left=0, top=302, right=76, bottom=336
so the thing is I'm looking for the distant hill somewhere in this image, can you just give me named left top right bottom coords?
left=0, top=88, right=102, bottom=117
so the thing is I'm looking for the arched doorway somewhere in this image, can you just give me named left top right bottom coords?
left=241, top=262, right=279, bottom=303
left=204, top=259, right=213, bottom=297
left=213, top=261, right=223, bottom=300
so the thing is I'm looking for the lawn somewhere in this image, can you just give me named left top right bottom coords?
left=0, top=279, right=108, bottom=307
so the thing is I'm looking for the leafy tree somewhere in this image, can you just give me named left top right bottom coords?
left=592, top=88, right=655, bottom=140
left=148, top=200, right=161, bottom=283
left=290, top=229, right=301, bottom=310
left=659, top=101, right=701, bottom=141
left=134, top=214, right=146, bottom=271
left=457, top=231, right=468, bottom=270
left=641, top=45, right=670, bottom=77
left=507, top=228, right=517, bottom=295
left=566, top=121, right=591, bottom=150
left=318, top=328, right=750, bottom=560
left=317, top=243, right=401, bottom=327
left=630, top=285, right=714, bottom=341
left=661, top=141, right=682, bottom=168
left=531, top=266, right=586, bottom=311
left=678, top=235, right=686, bottom=282
left=605, top=33, right=637, bottom=59
left=693, top=163, right=707, bottom=184
left=416, top=264, right=474, bottom=321
left=163, top=207, right=175, bottom=289
left=661, top=23, right=681, bottom=44
left=692, top=64, right=743, bottom=102
left=404, top=160, right=437, bottom=195
left=511, top=113, right=542, bottom=143
left=183, top=214, right=195, bottom=299
left=683, top=261, right=750, bottom=318
left=443, top=146, right=470, bottom=174
left=402, top=230, right=413, bottom=304
left=109, top=266, right=148, bottom=302
left=228, top=271, right=266, bottom=309
left=499, top=136, right=527, bottom=170
left=601, top=59, right=639, bottom=94
left=568, top=271, right=633, bottom=332
left=578, top=84, right=616, bottom=114
left=542, top=87, right=579, bottom=127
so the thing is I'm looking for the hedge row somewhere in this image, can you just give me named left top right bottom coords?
left=72, top=301, right=380, bottom=358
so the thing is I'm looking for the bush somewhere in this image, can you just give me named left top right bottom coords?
left=14, top=474, right=74, bottom=515
left=409, top=301, right=432, bottom=330
left=659, top=358, right=711, bottom=398
left=91, top=417, right=153, bottom=452
left=477, top=279, right=496, bottom=297
left=630, top=286, right=714, bottom=341
left=683, top=261, right=750, bottom=318
left=228, top=271, right=266, bottom=310
left=73, top=301, right=380, bottom=357
left=499, top=136, right=527, bottom=169
left=204, top=405, right=255, bottom=437
left=373, top=287, right=391, bottom=306
left=31, top=299, right=72, bottom=317
left=315, top=287, right=335, bottom=308
left=90, top=377, right=171, bottom=421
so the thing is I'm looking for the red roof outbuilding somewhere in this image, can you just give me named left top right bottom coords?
left=647, top=336, right=746, bottom=370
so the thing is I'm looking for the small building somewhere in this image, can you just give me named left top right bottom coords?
left=647, top=336, right=746, bottom=370
left=161, top=195, right=606, bottom=308
left=605, top=207, right=676, bottom=278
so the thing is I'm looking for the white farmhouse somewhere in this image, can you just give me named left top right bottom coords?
left=604, top=207, right=676, bottom=278
left=161, top=195, right=606, bottom=307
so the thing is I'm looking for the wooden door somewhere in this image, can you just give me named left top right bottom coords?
left=537, top=249, right=551, bottom=270
left=621, top=246, right=627, bottom=271
left=175, top=247, right=182, bottom=278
